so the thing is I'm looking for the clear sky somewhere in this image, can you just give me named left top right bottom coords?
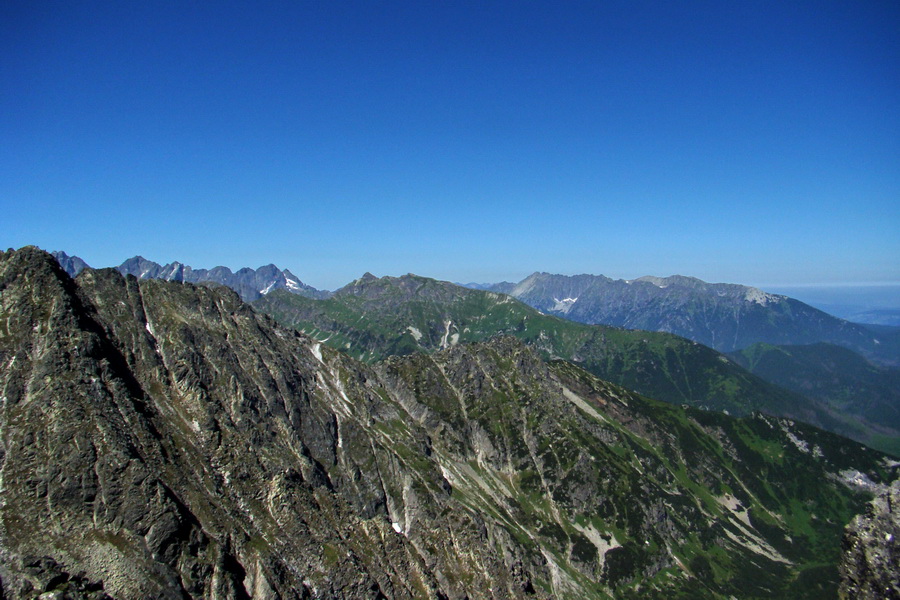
left=2, top=1, right=898, bottom=290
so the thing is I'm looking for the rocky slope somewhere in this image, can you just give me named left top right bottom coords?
left=1, top=247, right=896, bottom=599
left=476, top=273, right=896, bottom=365
left=116, top=255, right=328, bottom=302
left=840, top=479, right=900, bottom=599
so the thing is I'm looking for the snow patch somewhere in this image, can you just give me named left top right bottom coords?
left=406, top=326, right=423, bottom=341
left=310, top=343, right=324, bottom=363
left=260, top=281, right=277, bottom=295
left=551, top=297, right=578, bottom=314
left=286, top=278, right=302, bottom=291
left=391, top=522, right=403, bottom=534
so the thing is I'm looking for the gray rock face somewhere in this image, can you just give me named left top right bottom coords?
left=840, top=479, right=900, bottom=599
left=115, top=255, right=328, bottom=302
left=1, top=247, right=896, bottom=599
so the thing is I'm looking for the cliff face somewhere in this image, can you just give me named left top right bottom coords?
left=0, top=247, right=894, bottom=599
left=840, top=479, right=900, bottom=599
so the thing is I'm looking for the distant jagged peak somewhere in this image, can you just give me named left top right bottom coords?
left=113, top=254, right=325, bottom=302
left=50, top=249, right=90, bottom=277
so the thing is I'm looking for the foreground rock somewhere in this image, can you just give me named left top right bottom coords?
left=840, top=479, right=900, bottom=599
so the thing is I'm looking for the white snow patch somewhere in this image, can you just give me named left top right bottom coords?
left=310, top=343, right=324, bottom=363
left=145, top=321, right=155, bottom=337
left=450, top=332, right=459, bottom=346
left=260, top=282, right=277, bottom=295
left=286, top=278, right=302, bottom=291
left=406, top=326, right=423, bottom=341
left=551, top=297, right=578, bottom=314
left=391, top=522, right=403, bottom=534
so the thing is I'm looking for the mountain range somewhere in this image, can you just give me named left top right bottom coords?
left=50, top=252, right=327, bottom=303
left=2, top=246, right=897, bottom=599
left=53, top=253, right=900, bottom=366
left=473, top=273, right=897, bottom=366
left=46, top=252, right=900, bottom=456
left=252, top=273, right=899, bottom=456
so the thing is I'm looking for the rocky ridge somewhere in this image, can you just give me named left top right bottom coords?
left=476, top=272, right=895, bottom=365
left=116, top=255, right=327, bottom=302
left=840, top=479, right=900, bottom=598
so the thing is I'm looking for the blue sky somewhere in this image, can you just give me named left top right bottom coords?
left=2, top=1, right=898, bottom=291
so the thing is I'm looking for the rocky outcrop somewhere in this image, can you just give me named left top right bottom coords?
left=0, top=247, right=895, bottom=599
left=840, top=479, right=900, bottom=599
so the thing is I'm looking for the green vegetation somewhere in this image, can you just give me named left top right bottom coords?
left=253, top=275, right=871, bottom=446
left=730, top=342, right=900, bottom=456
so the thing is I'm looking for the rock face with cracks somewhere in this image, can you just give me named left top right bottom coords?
left=840, top=479, right=900, bottom=599
left=0, top=247, right=895, bottom=599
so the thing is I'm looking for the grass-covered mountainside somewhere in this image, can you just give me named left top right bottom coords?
left=730, top=343, right=900, bottom=457
left=253, top=273, right=871, bottom=447
left=1, top=247, right=896, bottom=599
left=478, top=272, right=898, bottom=366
